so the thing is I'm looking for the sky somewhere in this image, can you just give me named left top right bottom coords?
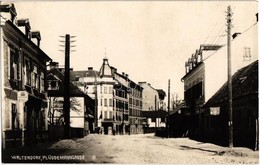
left=11, top=0, right=258, bottom=101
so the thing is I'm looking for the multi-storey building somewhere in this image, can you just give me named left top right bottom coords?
left=71, top=58, right=144, bottom=134
left=114, top=72, right=144, bottom=134
left=139, top=82, right=166, bottom=128
left=181, top=14, right=258, bottom=139
left=1, top=3, right=52, bottom=148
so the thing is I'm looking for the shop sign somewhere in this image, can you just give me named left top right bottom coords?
left=18, top=91, right=28, bottom=102
left=210, top=107, right=220, bottom=115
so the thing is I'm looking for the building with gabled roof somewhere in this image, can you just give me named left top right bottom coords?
left=71, top=58, right=145, bottom=134
left=47, top=65, right=95, bottom=138
left=1, top=3, right=52, bottom=148
left=202, top=60, right=258, bottom=149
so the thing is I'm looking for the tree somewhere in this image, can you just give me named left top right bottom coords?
left=48, top=97, right=82, bottom=125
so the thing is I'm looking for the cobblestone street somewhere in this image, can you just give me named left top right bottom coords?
left=3, top=133, right=259, bottom=163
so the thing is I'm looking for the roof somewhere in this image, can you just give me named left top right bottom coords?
left=115, top=72, right=143, bottom=91
left=157, top=89, right=166, bottom=100
left=47, top=68, right=91, bottom=97
left=204, top=60, right=258, bottom=107
left=99, top=58, right=113, bottom=77
left=70, top=70, right=99, bottom=81
left=4, top=20, right=51, bottom=62
left=143, top=110, right=168, bottom=118
left=181, top=62, right=204, bottom=81
left=0, top=3, right=17, bottom=17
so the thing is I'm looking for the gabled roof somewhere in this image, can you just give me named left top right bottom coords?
left=70, top=70, right=99, bottom=81
left=204, top=60, right=258, bottom=107
left=47, top=68, right=90, bottom=97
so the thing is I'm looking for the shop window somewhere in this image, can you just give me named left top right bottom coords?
left=151, top=118, right=156, bottom=122
left=161, top=117, right=166, bottom=122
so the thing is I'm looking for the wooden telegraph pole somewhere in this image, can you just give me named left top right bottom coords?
left=60, top=34, right=76, bottom=139
left=64, top=34, right=71, bottom=139
left=167, top=79, right=170, bottom=138
left=227, top=6, right=233, bottom=148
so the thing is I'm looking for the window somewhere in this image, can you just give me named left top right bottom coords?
left=104, top=98, right=108, bottom=107
left=109, top=87, right=113, bottom=94
left=243, top=47, right=251, bottom=61
left=100, top=86, right=102, bottom=94
left=104, top=111, right=108, bottom=119
left=10, top=48, right=19, bottom=81
left=24, top=59, right=31, bottom=85
left=104, top=87, right=107, bottom=94
left=100, top=99, right=102, bottom=106
left=31, top=65, right=38, bottom=88
left=109, top=99, right=113, bottom=107
left=161, top=117, right=165, bottom=122
left=40, top=71, right=44, bottom=92
left=152, top=118, right=156, bottom=122
left=109, top=111, right=113, bottom=119
left=129, top=98, right=132, bottom=104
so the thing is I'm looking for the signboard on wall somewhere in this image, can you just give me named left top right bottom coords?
left=18, top=91, right=28, bottom=102
left=210, top=107, right=220, bottom=115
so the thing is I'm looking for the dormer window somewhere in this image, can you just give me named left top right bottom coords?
left=48, top=80, right=59, bottom=90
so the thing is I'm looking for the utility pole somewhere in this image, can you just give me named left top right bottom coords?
left=94, top=73, right=98, bottom=133
left=155, top=95, right=157, bottom=128
left=167, top=79, right=170, bottom=138
left=60, top=34, right=76, bottom=139
left=226, top=5, right=233, bottom=148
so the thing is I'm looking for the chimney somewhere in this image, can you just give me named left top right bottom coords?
left=188, top=58, right=192, bottom=71
left=17, top=18, right=31, bottom=38
left=30, top=31, right=41, bottom=47
left=185, top=61, right=189, bottom=73
left=125, top=74, right=128, bottom=78
left=256, top=13, right=258, bottom=22
left=0, top=3, right=17, bottom=23
left=122, top=72, right=125, bottom=76
left=88, top=67, right=93, bottom=71
left=50, top=61, right=59, bottom=69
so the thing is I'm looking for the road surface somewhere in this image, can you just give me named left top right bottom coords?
left=3, top=133, right=259, bottom=163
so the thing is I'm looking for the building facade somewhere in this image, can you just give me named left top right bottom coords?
left=203, top=60, right=258, bottom=149
left=139, top=82, right=166, bottom=128
left=71, top=58, right=145, bottom=134
left=46, top=64, right=95, bottom=139
left=180, top=15, right=258, bottom=140
left=1, top=3, right=51, bottom=148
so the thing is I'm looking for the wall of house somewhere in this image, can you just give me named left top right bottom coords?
left=139, top=82, right=159, bottom=111
left=1, top=19, right=50, bottom=148
left=147, top=118, right=166, bottom=127
left=204, top=24, right=258, bottom=102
